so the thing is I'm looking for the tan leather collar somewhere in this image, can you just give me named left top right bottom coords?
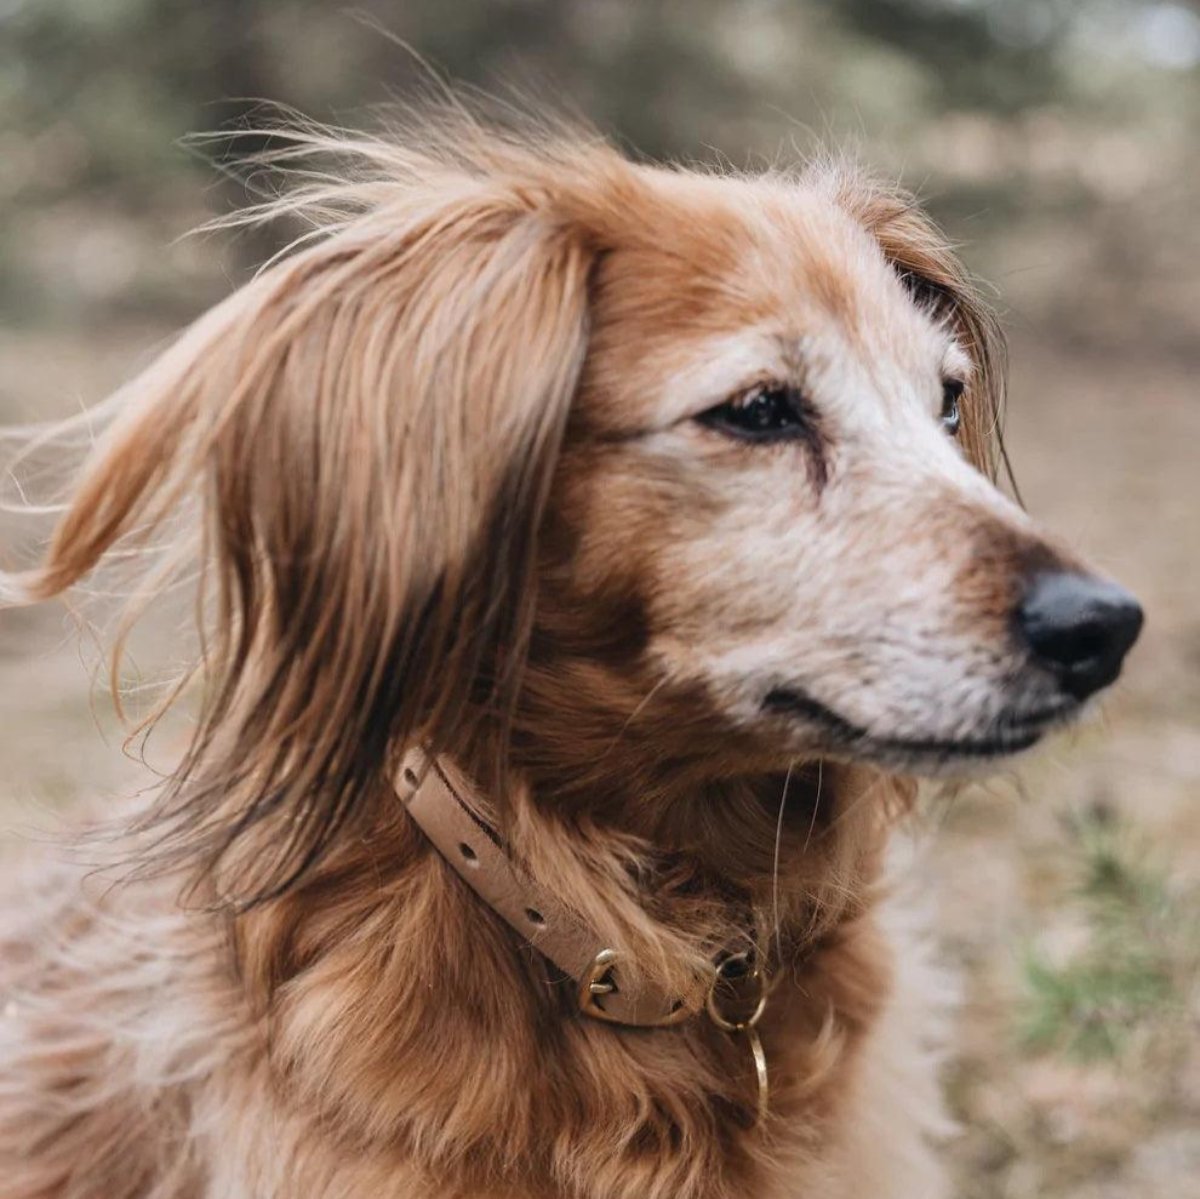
left=398, top=746, right=696, bottom=1027
left=399, top=747, right=775, bottom=1117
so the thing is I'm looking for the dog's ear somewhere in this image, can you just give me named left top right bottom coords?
left=10, top=156, right=596, bottom=902
left=831, top=174, right=1009, bottom=481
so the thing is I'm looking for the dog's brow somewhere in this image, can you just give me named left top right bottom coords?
left=942, top=341, right=973, bottom=380
left=637, top=330, right=791, bottom=427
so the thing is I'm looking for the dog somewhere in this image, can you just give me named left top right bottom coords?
left=0, top=112, right=1143, bottom=1198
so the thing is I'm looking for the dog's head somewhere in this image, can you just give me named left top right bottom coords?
left=10, top=119, right=1141, bottom=895
left=535, top=164, right=1143, bottom=783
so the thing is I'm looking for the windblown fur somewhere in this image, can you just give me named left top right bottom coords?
left=1, top=109, right=1073, bottom=1198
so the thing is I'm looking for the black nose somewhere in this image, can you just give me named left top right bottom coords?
left=1017, top=572, right=1143, bottom=700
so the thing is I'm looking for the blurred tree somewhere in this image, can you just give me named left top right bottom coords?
left=0, top=0, right=1194, bottom=338
left=828, top=0, right=1067, bottom=112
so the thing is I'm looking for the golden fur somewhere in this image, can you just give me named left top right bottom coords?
left=1, top=112, right=1097, bottom=1197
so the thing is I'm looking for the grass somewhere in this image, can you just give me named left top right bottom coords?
left=1018, top=803, right=1194, bottom=1065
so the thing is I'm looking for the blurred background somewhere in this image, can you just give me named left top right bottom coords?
left=0, top=2, right=1197, bottom=1195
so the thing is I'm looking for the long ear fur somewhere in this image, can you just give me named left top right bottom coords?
left=2, top=126, right=599, bottom=903
left=829, top=171, right=1011, bottom=485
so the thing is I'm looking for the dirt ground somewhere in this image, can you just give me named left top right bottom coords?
left=1, top=321, right=1197, bottom=1197
left=930, top=337, right=1200, bottom=1197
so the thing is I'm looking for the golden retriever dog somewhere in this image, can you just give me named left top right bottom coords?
left=0, top=112, right=1143, bottom=1198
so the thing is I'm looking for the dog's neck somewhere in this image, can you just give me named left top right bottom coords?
left=398, top=747, right=816, bottom=1028
left=231, top=750, right=898, bottom=1194
left=445, top=717, right=895, bottom=971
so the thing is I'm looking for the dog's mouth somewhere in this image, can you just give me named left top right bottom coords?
left=762, top=687, right=1078, bottom=768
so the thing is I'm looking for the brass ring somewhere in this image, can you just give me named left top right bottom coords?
left=705, top=951, right=767, bottom=1032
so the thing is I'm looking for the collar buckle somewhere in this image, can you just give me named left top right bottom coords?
left=578, top=948, right=692, bottom=1026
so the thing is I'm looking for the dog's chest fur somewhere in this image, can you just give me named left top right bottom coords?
left=0, top=829, right=953, bottom=1199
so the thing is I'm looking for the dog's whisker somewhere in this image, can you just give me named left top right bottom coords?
left=770, top=759, right=794, bottom=965
left=600, top=672, right=674, bottom=763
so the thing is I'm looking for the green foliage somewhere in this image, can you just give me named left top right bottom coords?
left=1018, top=805, right=1197, bottom=1063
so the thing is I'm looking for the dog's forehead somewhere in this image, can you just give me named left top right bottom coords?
left=582, top=171, right=950, bottom=428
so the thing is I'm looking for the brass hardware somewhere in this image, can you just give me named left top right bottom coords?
left=578, top=949, right=622, bottom=1022
left=705, top=951, right=767, bottom=1032
left=745, top=1027, right=769, bottom=1124
left=578, top=947, right=769, bottom=1118
left=706, top=951, right=770, bottom=1122
left=578, top=949, right=693, bottom=1026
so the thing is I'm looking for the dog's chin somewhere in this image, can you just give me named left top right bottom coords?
left=761, top=686, right=1082, bottom=779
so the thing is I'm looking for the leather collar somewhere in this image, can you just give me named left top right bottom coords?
left=398, top=747, right=775, bottom=1119
left=398, top=746, right=698, bottom=1026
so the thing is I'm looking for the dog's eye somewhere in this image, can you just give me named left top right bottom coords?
left=699, top=384, right=810, bottom=442
left=941, top=379, right=964, bottom=436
